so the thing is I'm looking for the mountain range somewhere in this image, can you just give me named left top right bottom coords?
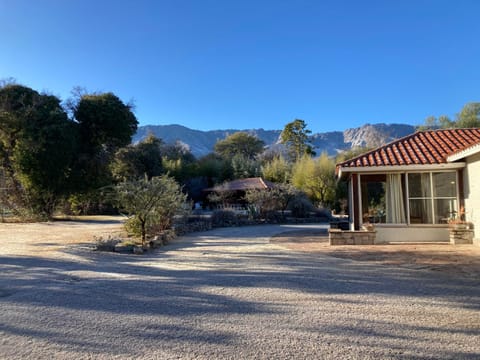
left=133, top=123, right=417, bottom=158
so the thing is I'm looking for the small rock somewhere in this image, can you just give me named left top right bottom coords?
left=133, top=246, right=144, bottom=255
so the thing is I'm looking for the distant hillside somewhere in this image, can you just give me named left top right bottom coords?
left=133, top=123, right=416, bottom=158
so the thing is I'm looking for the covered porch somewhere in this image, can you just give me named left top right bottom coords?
left=340, top=168, right=463, bottom=243
left=334, top=129, right=480, bottom=244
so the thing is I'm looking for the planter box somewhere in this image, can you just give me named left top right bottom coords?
left=449, top=222, right=474, bottom=244
left=449, top=228, right=474, bottom=244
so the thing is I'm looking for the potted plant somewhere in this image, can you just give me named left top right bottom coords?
left=362, top=222, right=375, bottom=232
left=448, top=206, right=471, bottom=230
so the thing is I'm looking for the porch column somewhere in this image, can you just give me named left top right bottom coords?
left=351, top=173, right=361, bottom=230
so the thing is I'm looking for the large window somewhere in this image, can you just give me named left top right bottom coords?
left=408, top=172, right=457, bottom=224
left=360, top=171, right=458, bottom=225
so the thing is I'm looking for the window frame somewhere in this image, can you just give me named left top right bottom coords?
left=406, top=171, right=459, bottom=225
left=358, top=170, right=459, bottom=227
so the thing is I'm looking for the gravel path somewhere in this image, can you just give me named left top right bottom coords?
left=1, top=224, right=479, bottom=359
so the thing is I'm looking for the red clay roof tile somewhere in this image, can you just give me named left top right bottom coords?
left=337, top=128, right=480, bottom=170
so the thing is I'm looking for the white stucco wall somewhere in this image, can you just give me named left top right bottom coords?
left=375, top=225, right=449, bottom=243
left=463, top=152, right=480, bottom=245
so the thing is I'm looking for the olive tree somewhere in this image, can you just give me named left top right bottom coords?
left=114, top=175, right=188, bottom=246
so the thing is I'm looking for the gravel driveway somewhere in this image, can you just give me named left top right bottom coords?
left=1, top=223, right=479, bottom=359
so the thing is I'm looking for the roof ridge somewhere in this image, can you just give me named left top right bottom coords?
left=258, top=177, right=268, bottom=189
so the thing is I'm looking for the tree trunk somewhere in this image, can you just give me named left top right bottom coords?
left=140, top=219, right=146, bottom=247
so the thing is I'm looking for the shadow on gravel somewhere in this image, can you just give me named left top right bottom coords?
left=1, top=244, right=479, bottom=314
left=301, top=320, right=480, bottom=360
left=1, top=224, right=479, bottom=358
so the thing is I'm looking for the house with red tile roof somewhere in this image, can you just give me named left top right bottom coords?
left=204, top=177, right=275, bottom=192
left=203, top=177, right=277, bottom=210
left=336, top=128, right=480, bottom=244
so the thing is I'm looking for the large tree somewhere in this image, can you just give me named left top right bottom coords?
left=280, top=119, right=315, bottom=162
left=231, top=154, right=261, bottom=179
left=214, top=132, right=265, bottom=160
left=74, top=92, right=138, bottom=151
left=0, top=84, right=77, bottom=218
left=69, top=91, right=138, bottom=201
left=111, top=134, right=164, bottom=181
left=161, top=140, right=197, bottom=184
left=196, top=153, right=233, bottom=185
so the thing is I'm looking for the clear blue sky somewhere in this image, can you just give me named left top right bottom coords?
left=1, top=0, right=479, bottom=133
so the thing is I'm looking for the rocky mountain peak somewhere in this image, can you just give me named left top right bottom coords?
left=133, top=123, right=416, bottom=158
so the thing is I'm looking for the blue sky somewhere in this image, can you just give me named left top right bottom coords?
left=1, top=0, right=479, bottom=133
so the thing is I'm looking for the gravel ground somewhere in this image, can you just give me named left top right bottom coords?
left=271, top=230, right=480, bottom=279
left=0, top=222, right=479, bottom=359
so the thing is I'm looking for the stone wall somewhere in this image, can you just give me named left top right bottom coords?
left=329, top=229, right=376, bottom=245
left=178, top=212, right=331, bottom=231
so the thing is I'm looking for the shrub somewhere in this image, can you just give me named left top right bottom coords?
left=211, top=209, right=238, bottom=227
left=93, top=235, right=122, bottom=252
left=288, top=194, right=315, bottom=218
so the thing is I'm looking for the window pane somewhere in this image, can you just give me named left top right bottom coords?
left=433, top=172, right=457, bottom=197
left=409, top=199, right=433, bottom=224
left=408, top=173, right=431, bottom=198
left=434, top=198, right=457, bottom=224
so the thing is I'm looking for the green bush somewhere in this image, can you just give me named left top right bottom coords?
left=211, top=209, right=238, bottom=227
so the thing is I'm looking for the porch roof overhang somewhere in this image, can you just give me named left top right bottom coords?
left=336, top=162, right=466, bottom=179
left=335, top=128, right=480, bottom=181
left=447, top=143, right=480, bottom=162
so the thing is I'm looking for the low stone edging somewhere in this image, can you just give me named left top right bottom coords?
left=329, top=229, right=376, bottom=245
left=174, top=214, right=330, bottom=233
